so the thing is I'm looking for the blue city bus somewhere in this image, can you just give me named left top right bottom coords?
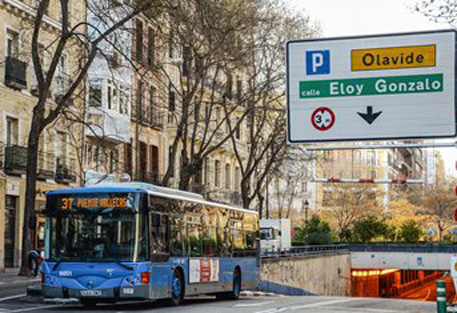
left=41, top=182, right=259, bottom=307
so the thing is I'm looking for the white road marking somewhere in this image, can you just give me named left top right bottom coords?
left=325, top=306, right=399, bottom=313
left=6, top=304, right=61, bottom=312
left=290, top=298, right=355, bottom=310
left=0, top=294, right=26, bottom=302
left=235, top=301, right=275, bottom=307
left=0, top=279, right=39, bottom=285
left=254, top=308, right=288, bottom=313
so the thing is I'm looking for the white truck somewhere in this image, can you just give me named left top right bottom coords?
left=259, top=219, right=291, bottom=253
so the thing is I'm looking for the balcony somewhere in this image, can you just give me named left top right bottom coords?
left=55, top=157, right=77, bottom=183
left=151, top=111, right=164, bottom=130
left=37, top=151, right=55, bottom=180
left=31, top=71, right=51, bottom=97
left=5, top=56, right=27, bottom=90
left=4, top=145, right=27, bottom=174
left=85, top=109, right=130, bottom=143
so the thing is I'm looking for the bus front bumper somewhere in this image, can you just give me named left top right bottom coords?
left=42, top=285, right=150, bottom=300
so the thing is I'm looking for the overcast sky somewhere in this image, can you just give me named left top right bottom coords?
left=287, top=0, right=457, bottom=176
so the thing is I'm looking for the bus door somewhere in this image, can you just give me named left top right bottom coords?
left=149, top=212, right=171, bottom=298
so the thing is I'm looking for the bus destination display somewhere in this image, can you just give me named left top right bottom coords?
left=60, top=196, right=128, bottom=210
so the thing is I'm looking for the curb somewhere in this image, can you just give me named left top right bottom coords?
left=257, top=280, right=315, bottom=296
left=241, top=290, right=278, bottom=297
left=0, top=278, right=40, bottom=287
left=26, top=285, right=42, bottom=297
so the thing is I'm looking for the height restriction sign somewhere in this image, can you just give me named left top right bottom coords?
left=311, top=107, right=335, bottom=131
left=286, top=30, right=456, bottom=143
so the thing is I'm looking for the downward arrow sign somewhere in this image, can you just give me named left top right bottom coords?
left=357, top=106, right=382, bottom=125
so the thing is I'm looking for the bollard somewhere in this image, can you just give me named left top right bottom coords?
left=437, top=279, right=446, bottom=313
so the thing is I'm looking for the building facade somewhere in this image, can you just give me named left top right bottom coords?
left=314, top=145, right=428, bottom=212
left=0, top=0, right=257, bottom=271
left=0, top=0, right=84, bottom=269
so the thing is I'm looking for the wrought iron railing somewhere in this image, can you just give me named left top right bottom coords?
left=261, top=245, right=349, bottom=258
left=37, top=151, right=55, bottom=179
left=55, top=157, right=77, bottom=183
left=5, top=56, right=27, bottom=89
left=4, top=145, right=27, bottom=174
left=151, top=110, right=164, bottom=129
left=347, top=243, right=457, bottom=253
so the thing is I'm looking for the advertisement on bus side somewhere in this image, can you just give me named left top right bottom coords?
left=189, top=258, right=219, bottom=283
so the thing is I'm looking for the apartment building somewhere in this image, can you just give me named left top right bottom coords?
left=426, top=150, right=445, bottom=186
left=127, top=14, right=167, bottom=185
left=84, top=3, right=132, bottom=185
left=0, top=0, right=84, bottom=270
left=80, top=3, right=251, bottom=207
left=0, top=0, right=256, bottom=270
left=166, top=65, right=249, bottom=206
left=315, top=145, right=428, bottom=211
left=266, top=151, right=317, bottom=226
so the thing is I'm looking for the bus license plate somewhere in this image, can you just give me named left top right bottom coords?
left=80, top=290, right=102, bottom=297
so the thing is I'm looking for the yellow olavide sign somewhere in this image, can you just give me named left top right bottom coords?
left=351, top=45, right=436, bottom=71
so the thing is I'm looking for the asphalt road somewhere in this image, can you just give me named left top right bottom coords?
left=0, top=293, right=438, bottom=313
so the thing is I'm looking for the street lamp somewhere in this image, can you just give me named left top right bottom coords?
left=303, top=200, right=310, bottom=221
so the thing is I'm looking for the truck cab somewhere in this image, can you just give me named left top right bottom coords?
left=259, top=219, right=291, bottom=254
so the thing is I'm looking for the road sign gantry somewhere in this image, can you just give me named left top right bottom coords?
left=287, top=30, right=456, bottom=144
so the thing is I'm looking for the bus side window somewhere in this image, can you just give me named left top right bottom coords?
left=170, top=216, right=186, bottom=256
left=150, top=213, right=170, bottom=256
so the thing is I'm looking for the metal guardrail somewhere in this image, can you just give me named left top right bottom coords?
left=261, top=243, right=457, bottom=259
left=347, top=244, right=457, bottom=253
left=261, top=245, right=349, bottom=258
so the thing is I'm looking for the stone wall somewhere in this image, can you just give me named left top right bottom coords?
left=261, top=253, right=352, bottom=296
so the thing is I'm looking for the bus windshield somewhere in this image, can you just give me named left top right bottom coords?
left=46, top=193, right=148, bottom=262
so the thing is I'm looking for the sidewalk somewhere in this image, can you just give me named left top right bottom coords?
left=0, top=268, right=40, bottom=287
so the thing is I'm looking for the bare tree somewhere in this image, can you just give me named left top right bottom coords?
left=145, top=0, right=319, bottom=212
left=270, top=146, right=314, bottom=219
left=229, top=0, right=320, bottom=211
left=19, top=0, right=162, bottom=275
left=415, top=0, right=457, bottom=26
left=417, top=184, right=457, bottom=241
left=151, top=0, right=258, bottom=193
left=322, top=185, right=382, bottom=241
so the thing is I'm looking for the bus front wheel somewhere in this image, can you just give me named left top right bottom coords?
left=169, top=269, right=184, bottom=306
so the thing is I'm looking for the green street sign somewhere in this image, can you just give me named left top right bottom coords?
left=299, top=73, right=443, bottom=99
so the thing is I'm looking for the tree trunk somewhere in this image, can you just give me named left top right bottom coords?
left=178, top=153, right=191, bottom=191
left=257, top=193, right=264, bottom=219
left=438, top=224, right=444, bottom=242
left=241, top=178, right=251, bottom=211
left=19, top=117, right=41, bottom=276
